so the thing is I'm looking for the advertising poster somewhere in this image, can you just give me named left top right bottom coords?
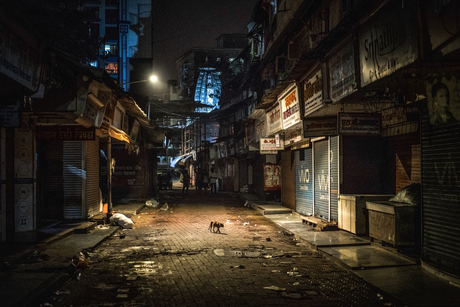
left=264, top=164, right=281, bottom=191
left=426, top=75, right=460, bottom=126
left=266, top=104, right=281, bottom=135
left=329, top=42, right=355, bottom=103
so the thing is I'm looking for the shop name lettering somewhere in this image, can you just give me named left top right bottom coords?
left=341, top=119, right=379, bottom=127
left=318, top=170, right=329, bottom=191
left=305, top=122, right=336, bottom=130
left=37, top=129, right=95, bottom=140
left=435, top=156, right=460, bottom=188
left=111, top=165, right=141, bottom=176
left=304, top=75, right=322, bottom=101
left=364, top=25, right=404, bottom=80
left=269, top=108, right=280, bottom=124
left=283, top=103, right=299, bottom=120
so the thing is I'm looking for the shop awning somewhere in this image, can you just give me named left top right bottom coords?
left=170, top=154, right=193, bottom=168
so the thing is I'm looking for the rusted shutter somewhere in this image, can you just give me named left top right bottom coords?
left=63, top=141, right=83, bottom=219
left=421, top=115, right=460, bottom=276
left=281, top=150, right=295, bottom=210
left=86, top=138, right=100, bottom=218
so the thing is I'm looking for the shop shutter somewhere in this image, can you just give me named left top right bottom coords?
left=40, top=141, right=64, bottom=220
left=314, top=140, right=329, bottom=220
left=295, top=148, right=313, bottom=215
left=421, top=115, right=460, bottom=276
left=281, top=150, right=295, bottom=210
left=86, top=138, right=100, bottom=217
left=239, top=159, right=248, bottom=188
left=330, top=136, right=339, bottom=222
left=63, top=141, right=83, bottom=219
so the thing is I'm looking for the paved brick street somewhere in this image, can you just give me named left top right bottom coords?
left=41, top=191, right=402, bottom=307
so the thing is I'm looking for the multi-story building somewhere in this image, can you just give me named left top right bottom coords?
left=214, top=0, right=460, bottom=280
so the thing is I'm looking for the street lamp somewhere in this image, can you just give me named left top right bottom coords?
left=119, top=75, right=158, bottom=86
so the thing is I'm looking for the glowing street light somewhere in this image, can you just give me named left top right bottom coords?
left=119, top=75, right=158, bottom=86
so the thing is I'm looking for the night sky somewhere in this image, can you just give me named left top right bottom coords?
left=150, top=0, right=259, bottom=82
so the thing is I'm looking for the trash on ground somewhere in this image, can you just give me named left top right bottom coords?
left=54, top=290, right=70, bottom=295
left=110, top=213, right=134, bottom=229
left=272, top=270, right=280, bottom=273
left=145, top=199, right=160, bottom=208
left=76, top=252, right=89, bottom=269
left=96, top=224, right=110, bottom=229
left=293, top=282, right=300, bottom=285
left=264, top=286, right=286, bottom=291
left=160, top=203, right=169, bottom=211
left=281, top=292, right=303, bottom=299
left=230, top=265, right=245, bottom=269
left=243, top=222, right=249, bottom=225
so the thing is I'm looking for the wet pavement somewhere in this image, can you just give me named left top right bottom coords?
left=1, top=189, right=460, bottom=306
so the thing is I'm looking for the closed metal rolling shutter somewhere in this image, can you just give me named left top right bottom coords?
left=86, top=138, right=99, bottom=218
left=63, top=141, right=83, bottom=219
left=239, top=159, right=248, bottom=189
left=281, top=150, right=295, bottom=210
left=421, top=115, right=460, bottom=276
left=295, top=148, right=313, bottom=215
left=330, top=136, right=339, bottom=222
left=314, top=140, right=329, bottom=220
left=40, top=141, right=64, bottom=220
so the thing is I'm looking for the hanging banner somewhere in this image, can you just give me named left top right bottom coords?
left=426, top=75, right=460, bottom=126
left=280, top=85, right=301, bottom=130
left=303, top=69, right=323, bottom=116
left=338, top=113, right=382, bottom=136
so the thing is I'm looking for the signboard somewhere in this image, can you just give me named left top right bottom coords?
left=266, top=104, right=281, bottom=135
left=0, top=102, right=20, bottom=127
left=329, top=42, right=355, bottom=103
left=0, top=21, right=41, bottom=91
left=280, top=85, right=301, bottom=130
left=338, top=113, right=382, bottom=136
left=263, top=164, right=281, bottom=191
left=359, top=0, right=418, bottom=87
left=36, top=126, right=96, bottom=141
left=304, top=117, right=337, bottom=137
left=129, top=120, right=140, bottom=143
left=426, top=75, right=460, bottom=126
left=284, top=129, right=302, bottom=146
left=255, top=115, right=266, bottom=142
left=260, top=137, right=284, bottom=154
left=303, top=69, right=323, bottom=116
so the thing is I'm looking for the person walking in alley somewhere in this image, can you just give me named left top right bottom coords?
left=181, top=169, right=190, bottom=196
left=209, top=168, right=217, bottom=194
left=194, top=167, right=204, bottom=194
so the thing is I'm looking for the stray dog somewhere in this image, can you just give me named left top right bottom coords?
left=209, top=221, right=224, bottom=233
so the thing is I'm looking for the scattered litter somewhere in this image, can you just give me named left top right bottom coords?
left=118, top=289, right=129, bottom=293
left=118, top=232, right=125, bottom=239
left=254, top=224, right=257, bottom=226
left=110, top=213, right=134, bottom=229
left=226, top=220, right=233, bottom=224
left=76, top=273, right=81, bottom=281
left=243, top=222, right=249, bottom=225
left=76, top=252, right=89, bottom=269
left=244, top=201, right=249, bottom=207
left=281, top=292, right=303, bottom=299
left=263, top=255, right=272, bottom=259
left=272, top=270, right=280, bottom=273
left=230, top=265, right=245, bottom=269
left=160, top=203, right=169, bottom=211
left=264, top=286, right=286, bottom=291
left=54, top=290, right=70, bottom=295
left=126, top=276, right=137, bottom=281
left=305, top=290, right=318, bottom=296
left=377, top=293, right=383, bottom=300
left=293, top=282, right=300, bottom=285
left=96, top=224, right=110, bottom=229
left=116, top=294, right=128, bottom=298
left=145, top=199, right=159, bottom=208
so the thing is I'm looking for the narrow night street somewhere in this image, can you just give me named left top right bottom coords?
left=37, top=190, right=402, bottom=307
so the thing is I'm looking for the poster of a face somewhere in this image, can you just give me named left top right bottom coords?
left=263, top=164, right=281, bottom=191
left=426, top=75, right=460, bottom=125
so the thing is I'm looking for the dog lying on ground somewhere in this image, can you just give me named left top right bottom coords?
left=208, top=221, right=224, bottom=233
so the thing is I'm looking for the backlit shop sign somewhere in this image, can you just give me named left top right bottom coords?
left=280, top=85, right=300, bottom=130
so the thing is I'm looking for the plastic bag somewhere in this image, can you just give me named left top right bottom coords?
left=389, top=183, right=421, bottom=205
left=110, top=213, right=134, bottom=229
left=160, top=203, right=169, bottom=211
left=146, top=199, right=159, bottom=208
left=179, top=173, right=183, bottom=183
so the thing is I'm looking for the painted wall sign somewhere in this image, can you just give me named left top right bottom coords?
left=0, top=101, right=20, bottom=128
left=338, top=113, right=382, bottom=136
left=426, top=75, right=460, bottom=126
left=280, top=85, right=301, bottom=130
left=359, top=0, right=418, bottom=87
left=36, top=126, right=96, bottom=141
left=303, top=69, right=323, bottom=116
left=266, top=104, right=282, bottom=135
left=304, top=117, right=337, bottom=137
left=329, top=42, right=355, bottom=102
